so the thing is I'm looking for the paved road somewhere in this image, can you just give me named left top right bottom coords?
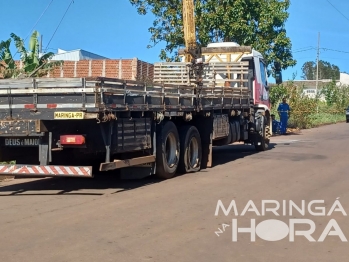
left=1, top=123, right=349, bottom=262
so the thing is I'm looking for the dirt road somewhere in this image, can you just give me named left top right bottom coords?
left=1, top=123, right=349, bottom=262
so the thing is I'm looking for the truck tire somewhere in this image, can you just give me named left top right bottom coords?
left=178, top=126, right=202, bottom=174
left=255, top=116, right=269, bottom=151
left=155, top=121, right=180, bottom=179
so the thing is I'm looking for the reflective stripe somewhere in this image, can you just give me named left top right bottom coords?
left=0, top=165, right=93, bottom=178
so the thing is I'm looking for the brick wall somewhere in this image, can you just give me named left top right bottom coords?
left=135, top=59, right=154, bottom=82
left=49, top=58, right=154, bottom=80
left=1, top=58, right=154, bottom=81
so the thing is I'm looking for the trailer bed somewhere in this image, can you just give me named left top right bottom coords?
left=0, top=61, right=251, bottom=121
left=0, top=61, right=257, bottom=179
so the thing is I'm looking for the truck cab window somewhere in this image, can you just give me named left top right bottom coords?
left=260, top=60, right=267, bottom=87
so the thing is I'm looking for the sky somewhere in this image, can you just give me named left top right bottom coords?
left=1, top=0, right=349, bottom=83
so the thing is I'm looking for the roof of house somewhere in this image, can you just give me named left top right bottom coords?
left=290, top=80, right=335, bottom=89
left=50, top=49, right=108, bottom=61
left=284, top=73, right=349, bottom=89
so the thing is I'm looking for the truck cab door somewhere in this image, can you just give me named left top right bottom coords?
left=254, top=57, right=269, bottom=103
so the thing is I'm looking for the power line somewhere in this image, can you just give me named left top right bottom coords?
left=293, top=48, right=316, bottom=53
left=296, top=57, right=318, bottom=60
left=319, top=57, right=349, bottom=60
left=12, top=0, right=55, bottom=59
left=293, top=46, right=315, bottom=51
left=292, top=47, right=349, bottom=54
left=45, top=0, right=75, bottom=52
left=326, top=0, right=349, bottom=22
left=24, top=0, right=55, bottom=41
left=321, top=47, right=349, bottom=54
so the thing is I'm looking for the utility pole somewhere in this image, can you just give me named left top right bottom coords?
left=40, top=35, right=43, bottom=54
left=316, top=32, right=320, bottom=113
left=316, top=32, right=320, bottom=95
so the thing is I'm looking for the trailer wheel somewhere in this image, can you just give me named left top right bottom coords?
left=156, top=121, right=180, bottom=179
left=255, top=116, right=269, bottom=151
left=178, top=126, right=202, bottom=174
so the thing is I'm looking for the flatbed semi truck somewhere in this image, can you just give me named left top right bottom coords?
left=0, top=43, right=281, bottom=179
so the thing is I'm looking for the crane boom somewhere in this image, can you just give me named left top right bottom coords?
left=182, top=0, right=197, bottom=62
left=181, top=0, right=205, bottom=90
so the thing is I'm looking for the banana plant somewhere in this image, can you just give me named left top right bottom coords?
left=0, top=31, right=63, bottom=78
left=11, top=31, right=63, bottom=77
left=0, top=38, right=19, bottom=78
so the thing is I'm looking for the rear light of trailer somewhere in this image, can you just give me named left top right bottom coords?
left=60, top=135, right=85, bottom=145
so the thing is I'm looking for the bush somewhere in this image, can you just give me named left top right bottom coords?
left=321, top=80, right=349, bottom=112
left=270, top=81, right=348, bottom=130
left=0, top=161, right=16, bottom=165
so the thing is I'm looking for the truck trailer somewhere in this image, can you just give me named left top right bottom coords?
left=0, top=43, right=281, bottom=179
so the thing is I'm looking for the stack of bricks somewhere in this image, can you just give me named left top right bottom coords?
left=2, top=58, right=154, bottom=81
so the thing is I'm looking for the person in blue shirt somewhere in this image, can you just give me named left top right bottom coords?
left=277, top=98, right=291, bottom=135
left=271, top=114, right=280, bottom=134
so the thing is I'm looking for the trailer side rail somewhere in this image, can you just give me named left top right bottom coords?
left=0, top=61, right=252, bottom=120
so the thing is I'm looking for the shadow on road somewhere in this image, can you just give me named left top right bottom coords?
left=0, top=143, right=276, bottom=196
left=211, top=143, right=276, bottom=167
left=272, top=132, right=303, bottom=137
left=0, top=174, right=163, bottom=196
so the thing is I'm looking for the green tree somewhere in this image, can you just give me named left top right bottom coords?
left=301, top=61, right=316, bottom=80
left=301, top=60, right=340, bottom=80
left=269, top=83, right=288, bottom=107
left=321, top=80, right=349, bottom=110
left=0, top=31, right=62, bottom=79
left=130, top=0, right=296, bottom=71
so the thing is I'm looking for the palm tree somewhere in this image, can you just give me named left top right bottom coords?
left=0, top=31, right=63, bottom=79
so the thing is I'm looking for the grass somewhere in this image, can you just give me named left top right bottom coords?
left=272, top=103, right=346, bottom=130
left=308, top=113, right=346, bottom=127
left=287, top=113, right=346, bottom=129
left=0, top=161, right=16, bottom=181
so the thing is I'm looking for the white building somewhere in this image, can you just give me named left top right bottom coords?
left=338, top=72, right=349, bottom=85
left=290, top=73, right=349, bottom=101
left=50, top=48, right=108, bottom=61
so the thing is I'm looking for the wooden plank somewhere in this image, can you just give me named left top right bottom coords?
left=153, top=61, right=250, bottom=88
left=0, top=87, right=97, bottom=95
left=99, top=155, right=156, bottom=171
left=202, top=67, right=248, bottom=70
left=177, top=46, right=252, bottom=55
left=154, top=67, right=248, bottom=71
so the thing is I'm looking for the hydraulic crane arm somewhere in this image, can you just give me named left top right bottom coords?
left=182, top=0, right=204, bottom=89
left=182, top=0, right=203, bottom=63
left=183, top=0, right=197, bottom=62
